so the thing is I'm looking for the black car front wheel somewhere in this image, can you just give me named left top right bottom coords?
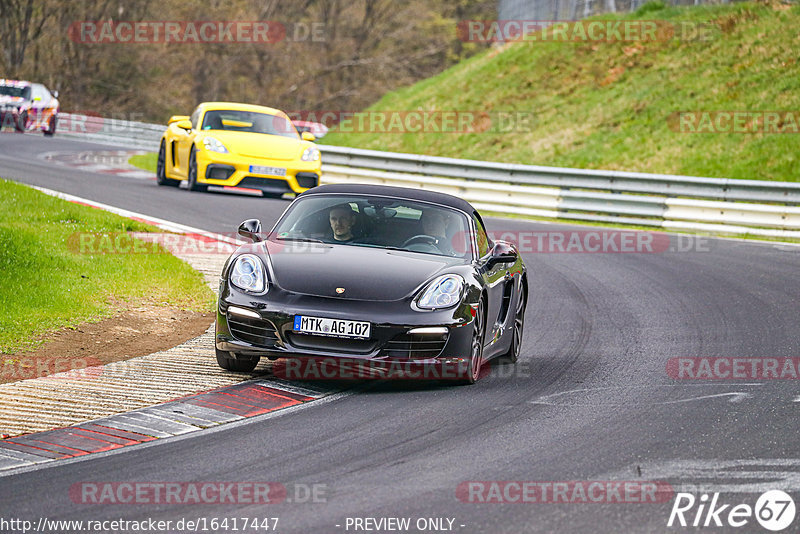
left=186, top=147, right=208, bottom=192
left=216, top=348, right=260, bottom=372
left=498, top=286, right=526, bottom=363
left=458, top=301, right=486, bottom=385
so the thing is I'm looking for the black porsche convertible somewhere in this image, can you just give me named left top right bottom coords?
left=215, top=183, right=527, bottom=384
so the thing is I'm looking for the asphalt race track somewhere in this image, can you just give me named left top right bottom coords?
left=2, top=134, right=800, bottom=533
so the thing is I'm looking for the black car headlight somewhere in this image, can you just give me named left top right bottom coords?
left=229, top=254, right=267, bottom=293
left=415, top=274, right=464, bottom=310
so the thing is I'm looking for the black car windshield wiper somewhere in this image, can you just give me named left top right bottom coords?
left=274, top=236, right=324, bottom=243
left=349, top=242, right=408, bottom=252
left=379, top=245, right=439, bottom=256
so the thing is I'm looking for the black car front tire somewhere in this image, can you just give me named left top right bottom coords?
left=498, top=286, right=526, bottom=364
left=458, top=301, right=486, bottom=385
left=216, top=347, right=260, bottom=372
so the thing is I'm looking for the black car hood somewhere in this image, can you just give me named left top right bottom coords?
left=264, top=241, right=463, bottom=301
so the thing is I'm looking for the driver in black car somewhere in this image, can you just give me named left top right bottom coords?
left=420, top=209, right=457, bottom=255
left=328, top=203, right=357, bottom=242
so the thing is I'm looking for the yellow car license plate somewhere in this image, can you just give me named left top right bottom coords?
left=250, top=165, right=286, bottom=177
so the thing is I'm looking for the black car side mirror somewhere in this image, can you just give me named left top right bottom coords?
left=238, top=219, right=263, bottom=242
left=487, top=241, right=518, bottom=268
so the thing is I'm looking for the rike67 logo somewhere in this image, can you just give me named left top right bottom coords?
left=668, top=490, right=796, bottom=531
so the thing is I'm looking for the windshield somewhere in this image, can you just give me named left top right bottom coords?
left=0, top=84, right=30, bottom=99
left=273, top=194, right=472, bottom=258
left=200, top=109, right=299, bottom=139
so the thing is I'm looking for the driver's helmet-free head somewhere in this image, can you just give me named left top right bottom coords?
left=421, top=208, right=450, bottom=237
left=328, top=203, right=359, bottom=239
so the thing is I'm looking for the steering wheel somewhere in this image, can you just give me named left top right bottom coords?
left=401, top=235, right=440, bottom=248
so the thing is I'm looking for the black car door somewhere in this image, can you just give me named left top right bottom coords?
left=472, top=214, right=507, bottom=351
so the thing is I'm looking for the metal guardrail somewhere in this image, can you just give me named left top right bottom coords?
left=320, top=146, right=800, bottom=237
left=57, top=113, right=163, bottom=149
left=319, top=145, right=800, bottom=204
left=54, top=112, right=800, bottom=238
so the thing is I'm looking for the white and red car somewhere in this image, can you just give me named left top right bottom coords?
left=0, top=79, right=59, bottom=136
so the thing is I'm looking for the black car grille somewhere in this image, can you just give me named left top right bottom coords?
left=380, top=332, right=449, bottom=360
left=286, top=332, right=377, bottom=354
left=228, top=314, right=279, bottom=347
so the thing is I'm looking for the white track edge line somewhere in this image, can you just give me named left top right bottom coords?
left=30, top=185, right=245, bottom=246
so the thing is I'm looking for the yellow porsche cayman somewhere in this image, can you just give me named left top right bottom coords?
left=156, top=102, right=321, bottom=197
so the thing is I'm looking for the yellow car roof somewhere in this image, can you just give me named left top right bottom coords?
left=198, top=102, right=285, bottom=116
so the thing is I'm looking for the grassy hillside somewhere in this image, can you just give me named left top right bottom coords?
left=324, top=1, right=800, bottom=181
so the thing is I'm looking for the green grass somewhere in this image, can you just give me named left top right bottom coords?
left=0, top=179, right=214, bottom=353
left=129, top=152, right=157, bottom=173
left=324, top=1, right=800, bottom=181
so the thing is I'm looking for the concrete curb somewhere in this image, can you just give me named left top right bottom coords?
left=0, top=186, right=339, bottom=469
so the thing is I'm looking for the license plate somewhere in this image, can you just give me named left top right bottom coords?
left=249, top=165, right=286, bottom=177
left=293, top=315, right=371, bottom=339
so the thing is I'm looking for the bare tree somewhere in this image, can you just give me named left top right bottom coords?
left=1, top=0, right=494, bottom=120
left=0, top=0, right=52, bottom=75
